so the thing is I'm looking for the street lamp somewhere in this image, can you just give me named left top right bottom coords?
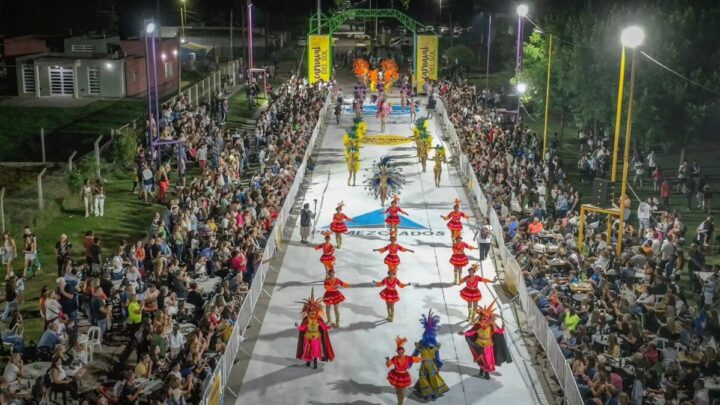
left=516, top=82, right=527, bottom=94
left=515, top=4, right=528, bottom=123
left=144, top=19, right=160, bottom=153
left=616, top=25, right=644, bottom=256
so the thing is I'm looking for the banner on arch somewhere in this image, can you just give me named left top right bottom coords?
left=415, top=35, right=439, bottom=94
left=308, top=35, right=331, bottom=84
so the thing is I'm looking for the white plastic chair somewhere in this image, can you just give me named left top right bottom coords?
left=86, top=326, right=103, bottom=362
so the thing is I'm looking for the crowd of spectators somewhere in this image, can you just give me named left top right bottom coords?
left=441, top=80, right=720, bottom=405
left=0, top=75, right=327, bottom=404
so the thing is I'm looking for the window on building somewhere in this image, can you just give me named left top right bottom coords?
left=133, top=70, right=138, bottom=82
left=71, top=44, right=95, bottom=52
left=88, top=67, right=101, bottom=95
left=22, top=65, right=36, bottom=93
left=164, top=61, right=173, bottom=78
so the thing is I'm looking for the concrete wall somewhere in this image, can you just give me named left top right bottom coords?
left=76, top=59, right=126, bottom=98
left=15, top=57, right=125, bottom=98
left=125, top=56, right=148, bottom=97
left=3, top=37, right=48, bottom=57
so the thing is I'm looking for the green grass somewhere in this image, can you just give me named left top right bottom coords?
left=12, top=172, right=161, bottom=342
left=12, top=76, right=264, bottom=343
left=0, top=100, right=145, bottom=162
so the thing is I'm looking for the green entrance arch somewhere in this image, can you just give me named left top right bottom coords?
left=307, top=8, right=437, bottom=91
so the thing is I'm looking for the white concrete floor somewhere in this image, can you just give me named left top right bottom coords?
left=234, top=96, right=539, bottom=405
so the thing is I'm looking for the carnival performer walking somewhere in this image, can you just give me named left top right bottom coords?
left=365, top=155, right=406, bottom=207
left=373, top=233, right=415, bottom=272
left=384, top=196, right=409, bottom=235
left=314, top=231, right=336, bottom=275
left=412, top=310, right=449, bottom=400
left=441, top=199, right=472, bottom=242
left=374, top=270, right=410, bottom=322
left=459, top=301, right=511, bottom=379
left=431, top=144, right=446, bottom=188
left=378, top=99, right=391, bottom=132
left=412, top=117, right=432, bottom=173
left=330, top=202, right=354, bottom=248
left=459, top=264, right=495, bottom=322
left=449, top=235, right=477, bottom=285
left=296, top=289, right=335, bottom=369
left=343, top=119, right=365, bottom=186
left=323, top=269, right=350, bottom=327
left=386, top=336, right=421, bottom=405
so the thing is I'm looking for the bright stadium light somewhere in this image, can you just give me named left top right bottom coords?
left=621, top=26, right=645, bottom=48
left=516, top=83, right=527, bottom=93
left=146, top=22, right=156, bottom=34
left=516, top=4, right=529, bottom=17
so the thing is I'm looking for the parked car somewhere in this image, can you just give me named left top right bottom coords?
left=424, top=25, right=436, bottom=34
left=352, top=33, right=371, bottom=40
left=417, top=26, right=426, bottom=34
left=395, top=26, right=407, bottom=36
left=439, top=25, right=450, bottom=35
left=466, top=26, right=474, bottom=33
left=297, top=38, right=307, bottom=46
left=453, top=26, right=463, bottom=35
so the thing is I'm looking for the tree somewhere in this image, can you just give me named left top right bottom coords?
left=443, top=45, right=477, bottom=67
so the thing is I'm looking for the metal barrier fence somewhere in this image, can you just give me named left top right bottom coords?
left=198, top=92, right=331, bottom=404
left=436, top=99, right=584, bottom=405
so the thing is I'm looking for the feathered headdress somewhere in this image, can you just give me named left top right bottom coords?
left=392, top=195, right=400, bottom=203
left=395, top=335, right=408, bottom=352
left=364, top=155, right=406, bottom=200
left=474, top=299, right=497, bottom=323
left=322, top=230, right=332, bottom=239
left=336, top=201, right=345, bottom=210
left=301, top=288, right=324, bottom=318
left=468, top=263, right=479, bottom=272
left=453, top=198, right=461, bottom=208
left=419, top=309, right=441, bottom=347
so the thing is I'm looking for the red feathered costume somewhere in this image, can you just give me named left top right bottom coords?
left=376, top=242, right=411, bottom=269
left=314, top=241, right=336, bottom=268
left=449, top=241, right=476, bottom=267
left=323, top=277, right=349, bottom=305
left=384, top=205, right=407, bottom=226
left=330, top=213, right=351, bottom=234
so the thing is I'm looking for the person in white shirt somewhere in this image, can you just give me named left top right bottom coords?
left=637, top=199, right=652, bottom=236
left=2, top=353, right=23, bottom=384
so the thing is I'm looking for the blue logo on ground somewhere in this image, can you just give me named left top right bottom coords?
left=345, top=105, right=420, bottom=116
left=324, top=209, right=428, bottom=229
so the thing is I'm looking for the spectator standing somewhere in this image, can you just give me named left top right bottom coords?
left=94, top=179, right=105, bottom=217
left=80, top=178, right=93, bottom=217
left=54, top=234, right=72, bottom=278
left=21, top=226, right=37, bottom=278
left=2, top=232, right=17, bottom=278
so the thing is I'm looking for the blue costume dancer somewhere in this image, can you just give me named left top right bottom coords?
left=412, top=310, right=449, bottom=400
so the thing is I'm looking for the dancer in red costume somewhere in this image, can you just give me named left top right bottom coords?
left=384, top=196, right=409, bottom=235
left=374, top=270, right=410, bottom=322
left=386, top=336, right=421, bottom=405
left=323, top=269, right=350, bottom=327
left=441, top=198, right=472, bottom=242
left=313, top=231, right=336, bottom=276
left=449, top=235, right=477, bottom=285
left=372, top=233, right=415, bottom=272
left=296, top=289, right=335, bottom=369
left=459, top=300, right=509, bottom=380
left=459, top=264, right=495, bottom=322
left=330, top=201, right=354, bottom=248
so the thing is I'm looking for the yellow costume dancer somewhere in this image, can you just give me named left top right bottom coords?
left=411, top=117, right=432, bottom=173
left=432, top=144, right=446, bottom=187
left=343, top=118, right=366, bottom=186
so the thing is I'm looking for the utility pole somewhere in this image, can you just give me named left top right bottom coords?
left=449, top=12, right=453, bottom=47
left=317, top=0, right=321, bottom=34
left=230, top=9, right=234, bottom=60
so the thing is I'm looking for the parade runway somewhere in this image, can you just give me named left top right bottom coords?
left=234, top=99, right=539, bottom=404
